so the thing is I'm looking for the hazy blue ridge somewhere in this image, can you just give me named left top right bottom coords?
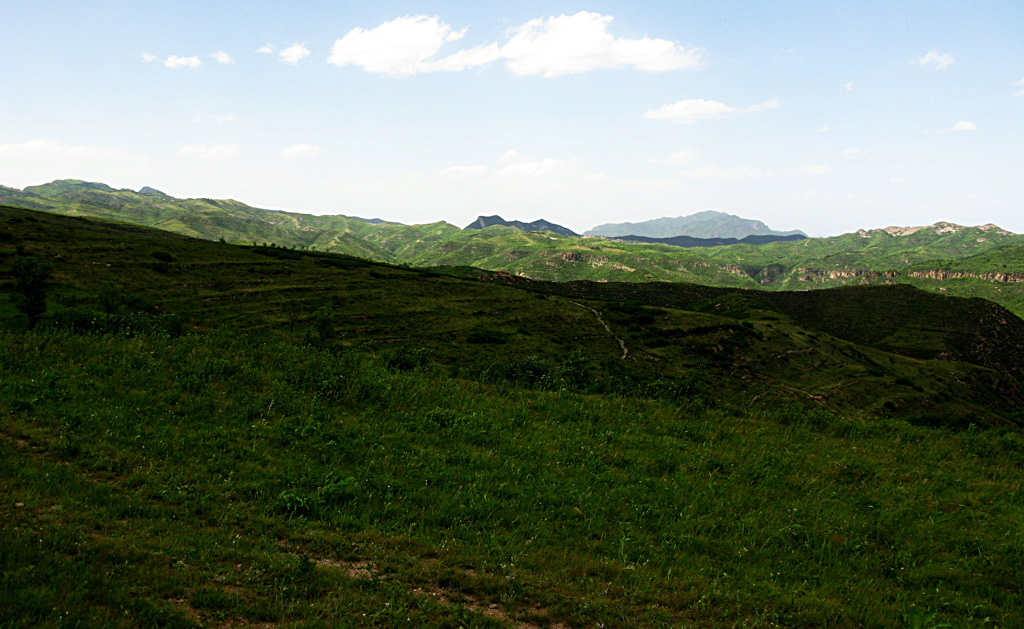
left=586, top=210, right=807, bottom=239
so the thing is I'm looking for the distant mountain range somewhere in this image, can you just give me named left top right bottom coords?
left=2, top=179, right=1022, bottom=318
left=587, top=211, right=805, bottom=239
left=612, top=233, right=807, bottom=248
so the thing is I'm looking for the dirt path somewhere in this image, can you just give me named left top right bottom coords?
left=569, top=301, right=628, bottom=359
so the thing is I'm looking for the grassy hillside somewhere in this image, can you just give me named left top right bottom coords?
left=2, top=207, right=1024, bottom=627
left=3, top=205, right=1022, bottom=424
left=4, top=180, right=1024, bottom=320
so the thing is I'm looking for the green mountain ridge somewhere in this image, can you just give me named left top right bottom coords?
left=2, top=179, right=1023, bottom=319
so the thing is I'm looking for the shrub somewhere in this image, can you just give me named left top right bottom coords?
left=467, top=329, right=508, bottom=344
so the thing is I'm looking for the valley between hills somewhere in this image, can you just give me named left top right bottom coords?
left=2, top=183, right=1024, bottom=627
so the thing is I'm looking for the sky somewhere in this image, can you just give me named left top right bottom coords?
left=2, top=1, right=1023, bottom=236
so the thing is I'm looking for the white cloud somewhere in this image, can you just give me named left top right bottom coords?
left=279, top=43, right=311, bottom=65
left=643, top=98, right=778, bottom=124
left=746, top=98, right=781, bottom=112
left=164, top=55, right=202, bottom=70
left=943, top=120, right=977, bottom=132
left=1014, top=77, right=1024, bottom=97
left=643, top=99, right=735, bottom=123
left=439, top=150, right=593, bottom=180
left=280, top=143, right=321, bottom=159
left=327, top=12, right=701, bottom=78
left=496, top=155, right=585, bottom=178
left=256, top=44, right=275, bottom=54
left=328, top=16, right=498, bottom=75
left=647, top=150, right=696, bottom=165
left=177, top=144, right=242, bottom=160
left=421, top=43, right=502, bottom=73
left=500, top=11, right=703, bottom=77
left=914, top=50, right=955, bottom=70
left=141, top=52, right=157, bottom=63
left=209, top=51, right=234, bottom=65
left=816, top=125, right=833, bottom=133
left=844, top=82, right=853, bottom=91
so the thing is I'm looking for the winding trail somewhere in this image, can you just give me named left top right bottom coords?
left=569, top=301, right=628, bottom=359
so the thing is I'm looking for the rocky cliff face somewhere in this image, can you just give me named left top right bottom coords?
left=908, top=270, right=1024, bottom=282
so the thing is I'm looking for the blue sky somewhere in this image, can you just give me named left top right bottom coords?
left=2, top=1, right=1022, bottom=235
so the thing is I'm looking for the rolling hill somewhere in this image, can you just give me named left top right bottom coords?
left=3, top=205, right=1024, bottom=626
left=2, top=179, right=1023, bottom=320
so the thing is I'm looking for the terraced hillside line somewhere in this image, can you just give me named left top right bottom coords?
left=569, top=300, right=628, bottom=359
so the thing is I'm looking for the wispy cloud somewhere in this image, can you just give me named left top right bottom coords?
left=141, top=52, right=157, bottom=63
left=256, top=44, right=275, bottom=54
left=177, top=144, right=242, bottom=160
left=209, top=51, right=234, bottom=65
left=914, top=50, right=955, bottom=70
left=642, top=98, right=779, bottom=124
left=495, top=150, right=585, bottom=178
left=1014, top=77, right=1024, bottom=97
left=280, top=144, right=321, bottom=159
left=328, top=16, right=497, bottom=75
left=279, top=43, right=311, bottom=65
left=327, top=12, right=702, bottom=78
left=942, top=120, right=977, bottom=132
left=164, top=55, right=202, bottom=70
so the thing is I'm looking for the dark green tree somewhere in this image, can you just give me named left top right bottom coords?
left=305, top=306, right=336, bottom=345
left=12, top=256, right=52, bottom=329
left=96, top=282, right=123, bottom=317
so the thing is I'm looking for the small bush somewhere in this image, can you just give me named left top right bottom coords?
left=467, top=329, right=508, bottom=344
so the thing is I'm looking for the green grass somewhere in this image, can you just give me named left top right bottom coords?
left=2, top=205, right=1024, bottom=626
left=3, top=328, right=1024, bottom=627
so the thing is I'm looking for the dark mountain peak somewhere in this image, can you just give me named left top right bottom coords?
left=465, top=215, right=511, bottom=230
left=464, top=215, right=578, bottom=237
left=351, top=216, right=401, bottom=225
left=138, top=186, right=169, bottom=197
